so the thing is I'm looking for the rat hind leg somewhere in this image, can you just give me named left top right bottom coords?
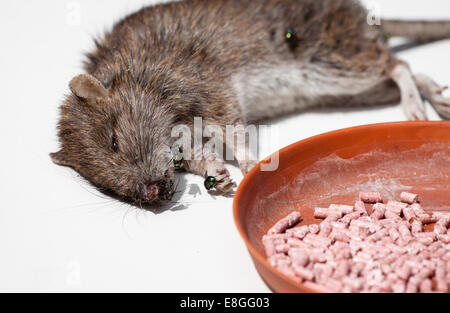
left=316, top=78, right=400, bottom=110
left=389, top=61, right=428, bottom=120
left=414, top=73, right=450, bottom=119
left=341, top=62, right=450, bottom=120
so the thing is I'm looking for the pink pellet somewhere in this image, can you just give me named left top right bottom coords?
left=354, top=200, right=368, bottom=216
left=397, top=264, right=412, bottom=280
left=436, top=261, right=448, bottom=292
left=324, top=214, right=340, bottom=223
left=314, top=263, right=334, bottom=283
left=386, top=201, right=407, bottom=215
left=417, top=213, right=435, bottom=224
left=314, top=207, right=329, bottom=219
left=391, top=281, right=406, bottom=293
left=263, top=192, right=450, bottom=293
left=359, top=191, right=382, bottom=203
left=371, top=203, right=386, bottom=220
left=262, top=235, right=276, bottom=257
left=278, top=265, right=297, bottom=281
left=411, top=219, right=423, bottom=234
left=410, top=203, right=424, bottom=214
left=293, top=265, right=314, bottom=281
left=398, top=222, right=412, bottom=240
left=385, top=210, right=402, bottom=221
left=287, top=238, right=307, bottom=249
left=406, top=280, right=419, bottom=293
left=308, top=224, right=319, bottom=234
left=333, top=260, right=350, bottom=279
left=438, top=234, right=450, bottom=244
left=434, top=224, right=447, bottom=236
left=289, top=249, right=309, bottom=267
left=331, top=221, right=346, bottom=229
left=415, top=232, right=435, bottom=241
left=273, top=238, right=285, bottom=246
left=400, top=192, right=419, bottom=204
left=341, top=211, right=362, bottom=226
left=312, top=236, right=333, bottom=249
left=402, top=206, right=416, bottom=222
left=275, top=243, right=290, bottom=254
left=329, top=204, right=354, bottom=215
left=324, top=278, right=343, bottom=292
left=303, top=234, right=331, bottom=249
left=267, top=211, right=302, bottom=235
left=286, top=225, right=309, bottom=239
left=436, top=214, right=450, bottom=228
left=342, top=277, right=363, bottom=292
left=319, top=222, right=332, bottom=237
left=268, top=254, right=288, bottom=267
left=419, top=279, right=432, bottom=293
left=416, top=267, right=434, bottom=281
left=330, top=229, right=351, bottom=243
left=309, top=250, right=327, bottom=263
left=416, top=237, right=434, bottom=246
left=388, top=227, right=401, bottom=242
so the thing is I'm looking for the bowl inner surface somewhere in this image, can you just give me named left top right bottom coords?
left=235, top=122, right=450, bottom=282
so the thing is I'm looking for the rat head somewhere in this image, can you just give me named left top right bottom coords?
left=51, top=74, right=177, bottom=206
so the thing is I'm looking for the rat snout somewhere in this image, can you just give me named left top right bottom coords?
left=138, top=181, right=160, bottom=202
left=138, top=179, right=174, bottom=202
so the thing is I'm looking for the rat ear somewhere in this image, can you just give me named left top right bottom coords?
left=69, top=74, right=108, bottom=101
left=50, top=150, right=71, bottom=167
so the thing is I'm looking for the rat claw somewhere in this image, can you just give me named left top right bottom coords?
left=204, top=159, right=236, bottom=194
left=430, top=96, right=450, bottom=119
left=215, top=179, right=236, bottom=193
left=414, top=73, right=450, bottom=119
left=211, top=173, right=236, bottom=193
left=215, top=173, right=229, bottom=181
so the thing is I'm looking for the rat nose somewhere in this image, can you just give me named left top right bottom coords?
left=138, top=181, right=159, bottom=201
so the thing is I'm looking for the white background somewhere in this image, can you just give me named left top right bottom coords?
left=0, top=0, right=449, bottom=292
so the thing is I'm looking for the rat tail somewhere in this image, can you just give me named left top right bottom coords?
left=382, top=19, right=450, bottom=42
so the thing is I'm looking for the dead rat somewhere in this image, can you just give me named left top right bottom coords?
left=51, top=0, right=450, bottom=207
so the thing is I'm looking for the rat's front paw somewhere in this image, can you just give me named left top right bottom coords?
left=214, top=171, right=236, bottom=193
left=204, top=160, right=236, bottom=194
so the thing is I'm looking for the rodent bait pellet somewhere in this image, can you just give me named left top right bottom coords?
left=262, top=192, right=450, bottom=293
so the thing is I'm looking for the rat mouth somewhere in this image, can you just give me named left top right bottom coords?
left=89, top=177, right=177, bottom=210
left=136, top=179, right=176, bottom=203
left=158, top=179, right=175, bottom=201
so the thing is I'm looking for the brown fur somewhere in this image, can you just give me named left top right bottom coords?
left=51, top=0, right=450, bottom=207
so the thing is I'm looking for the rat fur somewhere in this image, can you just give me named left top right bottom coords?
left=51, top=0, right=450, bottom=207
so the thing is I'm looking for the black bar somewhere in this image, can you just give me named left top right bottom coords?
left=0, top=292, right=448, bottom=312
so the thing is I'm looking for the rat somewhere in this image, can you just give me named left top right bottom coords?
left=51, top=0, right=450, bottom=207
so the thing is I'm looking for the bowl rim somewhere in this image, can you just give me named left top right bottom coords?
left=232, top=120, right=449, bottom=292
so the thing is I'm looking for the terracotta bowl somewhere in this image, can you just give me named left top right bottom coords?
left=233, top=121, right=450, bottom=293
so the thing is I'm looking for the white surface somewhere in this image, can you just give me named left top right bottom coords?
left=0, top=0, right=449, bottom=292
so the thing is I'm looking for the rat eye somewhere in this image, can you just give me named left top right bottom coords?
left=112, top=134, right=119, bottom=152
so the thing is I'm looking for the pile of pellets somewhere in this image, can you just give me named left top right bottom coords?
left=262, top=192, right=450, bottom=292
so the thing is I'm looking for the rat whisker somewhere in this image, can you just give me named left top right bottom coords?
left=57, top=201, right=115, bottom=211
